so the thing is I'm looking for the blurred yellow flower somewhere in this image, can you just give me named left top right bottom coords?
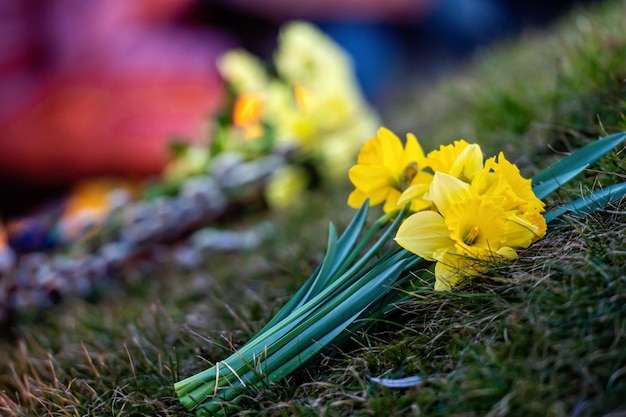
left=272, top=22, right=378, bottom=174
left=217, top=49, right=268, bottom=93
left=217, top=21, right=378, bottom=179
left=274, top=22, right=353, bottom=94
left=164, top=145, right=211, bottom=185
left=348, top=127, right=432, bottom=213
left=265, top=165, right=309, bottom=210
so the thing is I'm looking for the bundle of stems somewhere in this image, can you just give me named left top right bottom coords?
left=175, top=203, right=427, bottom=414
left=175, top=132, right=626, bottom=415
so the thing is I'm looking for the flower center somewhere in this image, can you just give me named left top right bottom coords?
left=399, top=161, right=418, bottom=191
left=462, top=226, right=480, bottom=246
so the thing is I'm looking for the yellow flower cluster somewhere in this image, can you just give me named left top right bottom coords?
left=349, top=127, right=547, bottom=291
left=218, top=21, right=378, bottom=180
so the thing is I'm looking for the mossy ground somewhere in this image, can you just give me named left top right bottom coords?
left=1, top=1, right=625, bottom=416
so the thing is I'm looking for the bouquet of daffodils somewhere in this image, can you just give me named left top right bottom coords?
left=163, top=21, right=378, bottom=209
left=175, top=127, right=626, bottom=415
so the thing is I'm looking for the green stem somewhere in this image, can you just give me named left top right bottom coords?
left=175, top=207, right=413, bottom=409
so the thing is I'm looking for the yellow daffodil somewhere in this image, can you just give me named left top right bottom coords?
left=270, top=22, right=378, bottom=176
left=217, top=21, right=378, bottom=180
left=217, top=49, right=268, bottom=93
left=398, top=139, right=483, bottom=207
left=395, top=171, right=545, bottom=291
left=164, top=145, right=211, bottom=185
left=477, top=152, right=546, bottom=214
left=470, top=152, right=547, bottom=243
left=425, top=139, right=484, bottom=181
left=265, top=165, right=309, bottom=210
left=348, top=128, right=432, bottom=213
left=274, top=22, right=353, bottom=94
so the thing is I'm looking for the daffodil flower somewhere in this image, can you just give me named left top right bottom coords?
left=398, top=139, right=483, bottom=208
left=217, top=49, right=268, bottom=93
left=425, top=139, right=484, bottom=182
left=265, top=165, right=309, bottom=210
left=475, top=152, right=546, bottom=214
left=348, top=127, right=432, bottom=213
left=396, top=169, right=546, bottom=291
left=176, top=128, right=626, bottom=412
left=217, top=22, right=378, bottom=180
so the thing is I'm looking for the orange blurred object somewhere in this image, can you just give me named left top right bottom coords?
left=233, top=93, right=265, bottom=139
left=57, top=178, right=139, bottom=241
left=293, top=84, right=318, bottom=114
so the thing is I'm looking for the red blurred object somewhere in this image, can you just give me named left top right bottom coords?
left=0, top=0, right=230, bottom=184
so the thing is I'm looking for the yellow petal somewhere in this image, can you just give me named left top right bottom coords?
left=382, top=189, right=403, bottom=213
left=494, top=152, right=545, bottom=213
left=347, top=188, right=368, bottom=208
left=356, top=134, right=384, bottom=165
left=455, top=143, right=484, bottom=181
left=496, top=246, right=518, bottom=260
left=409, top=198, right=433, bottom=213
left=426, top=140, right=468, bottom=172
left=347, top=187, right=387, bottom=208
left=434, top=252, right=483, bottom=291
left=218, top=49, right=268, bottom=92
left=524, top=211, right=547, bottom=240
left=348, top=165, right=392, bottom=193
left=403, top=133, right=426, bottom=165
left=434, top=261, right=461, bottom=291
left=503, top=213, right=543, bottom=248
left=377, top=127, right=405, bottom=169
left=395, top=211, right=452, bottom=261
left=429, top=172, right=471, bottom=215
left=397, top=183, right=430, bottom=206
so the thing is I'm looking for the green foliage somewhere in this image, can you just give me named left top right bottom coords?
left=532, top=131, right=626, bottom=199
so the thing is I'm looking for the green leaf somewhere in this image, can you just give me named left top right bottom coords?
left=330, top=199, right=371, bottom=277
left=296, top=222, right=339, bottom=305
left=544, top=182, right=626, bottom=225
left=335, top=206, right=410, bottom=285
left=181, top=254, right=410, bottom=413
left=260, top=201, right=369, bottom=329
left=532, top=132, right=626, bottom=200
left=268, top=260, right=408, bottom=379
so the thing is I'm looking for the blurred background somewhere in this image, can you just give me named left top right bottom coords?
left=0, top=0, right=599, bottom=218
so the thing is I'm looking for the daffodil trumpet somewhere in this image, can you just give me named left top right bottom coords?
left=175, top=130, right=626, bottom=415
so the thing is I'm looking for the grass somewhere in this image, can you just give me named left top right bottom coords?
left=1, top=1, right=625, bottom=416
